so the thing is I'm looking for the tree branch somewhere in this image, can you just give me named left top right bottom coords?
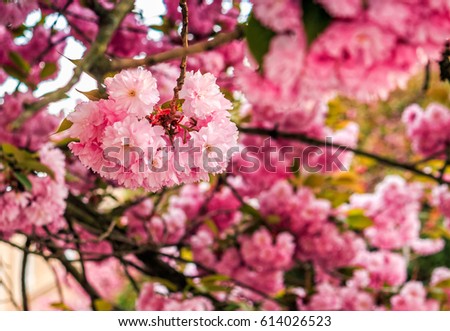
left=26, top=0, right=135, bottom=112
left=172, top=0, right=189, bottom=102
left=238, top=126, right=447, bottom=184
left=109, top=26, right=244, bottom=71
left=20, top=239, right=31, bottom=311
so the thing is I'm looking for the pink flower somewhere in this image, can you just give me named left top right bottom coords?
left=252, top=0, right=301, bottom=33
left=179, top=71, right=232, bottom=120
left=0, top=0, right=38, bottom=27
left=239, top=228, right=295, bottom=271
left=431, top=267, right=450, bottom=287
left=403, top=103, right=450, bottom=158
left=432, top=184, right=450, bottom=220
left=317, top=0, right=363, bottom=18
left=68, top=101, right=106, bottom=143
left=391, top=282, right=439, bottom=311
left=105, top=68, right=159, bottom=119
left=151, top=63, right=179, bottom=102
left=136, top=283, right=213, bottom=311
left=69, top=69, right=238, bottom=192
left=0, top=145, right=68, bottom=233
left=355, top=251, right=407, bottom=290
left=411, top=238, right=445, bottom=256
left=149, top=208, right=187, bottom=245
left=101, top=116, right=165, bottom=172
left=349, top=175, right=422, bottom=249
left=307, top=283, right=343, bottom=311
left=341, top=287, right=375, bottom=311
left=190, top=117, right=238, bottom=172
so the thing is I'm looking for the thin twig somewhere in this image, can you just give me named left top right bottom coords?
left=110, top=26, right=244, bottom=71
left=172, top=0, right=189, bottom=102
left=118, top=257, right=140, bottom=294
left=238, top=126, right=448, bottom=184
left=20, top=239, right=31, bottom=311
left=422, top=61, right=431, bottom=92
left=26, top=0, right=135, bottom=113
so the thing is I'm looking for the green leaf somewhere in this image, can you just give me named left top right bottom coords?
left=244, top=13, right=276, bottom=71
left=336, top=266, right=362, bottom=279
left=2, top=64, right=27, bottom=81
left=266, top=214, right=281, bottom=225
left=55, top=118, right=73, bottom=134
left=2, top=143, right=28, bottom=163
left=76, top=89, right=102, bottom=101
left=302, top=0, right=332, bottom=45
left=8, top=51, right=30, bottom=74
left=435, top=278, right=450, bottom=289
left=93, top=299, right=113, bottom=311
left=180, top=247, right=193, bottom=262
left=160, top=98, right=184, bottom=110
left=68, top=58, right=82, bottom=66
left=303, top=174, right=326, bottom=188
left=22, top=160, right=55, bottom=179
left=204, top=218, right=219, bottom=236
left=40, top=62, right=58, bottom=79
left=197, top=274, right=231, bottom=293
left=49, top=302, right=73, bottom=311
left=11, top=25, right=27, bottom=38
left=147, top=278, right=178, bottom=292
left=200, top=274, right=230, bottom=284
left=346, top=209, right=374, bottom=230
left=240, top=203, right=262, bottom=220
left=53, top=137, right=79, bottom=147
left=224, top=303, right=242, bottom=311
left=13, top=172, right=32, bottom=191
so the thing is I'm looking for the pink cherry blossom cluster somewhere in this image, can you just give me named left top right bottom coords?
left=41, top=0, right=147, bottom=58
left=299, top=282, right=375, bottom=311
left=123, top=198, right=187, bottom=245
left=346, top=175, right=445, bottom=255
left=354, top=250, right=407, bottom=289
left=4, top=0, right=450, bottom=313
left=0, top=92, right=66, bottom=237
left=257, top=180, right=364, bottom=270
left=68, top=68, right=238, bottom=192
left=153, top=172, right=450, bottom=310
left=234, top=102, right=359, bottom=197
left=0, top=25, right=66, bottom=86
left=0, top=144, right=68, bottom=235
left=391, top=282, right=439, bottom=311
left=168, top=183, right=243, bottom=231
left=190, top=227, right=294, bottom=298
left=0, top=92, right=60, bottom=151
left=347, top=175, right=423, bottom=249
left=136, top=282, right=213, bottom=311
left=164, top=0, right=239, bottom=37
left=0, top=0, right=38, bottom=28
left=239, top=0, right=450, bottom=106
left=432, top=184, right=450, bottom=221
left=430, top=267, right=450, bottom=307
left=403, top=103, right=450, bottom=158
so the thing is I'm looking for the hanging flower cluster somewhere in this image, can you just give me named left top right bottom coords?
left=68, top=68, right=239, bottom=192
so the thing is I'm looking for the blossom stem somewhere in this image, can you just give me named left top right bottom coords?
left=172, top=0, right=189, bottom=103
left=109, top=26, right=244, bottom=71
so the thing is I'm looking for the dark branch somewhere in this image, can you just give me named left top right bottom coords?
left=238, top=126, right=447, bottom=184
